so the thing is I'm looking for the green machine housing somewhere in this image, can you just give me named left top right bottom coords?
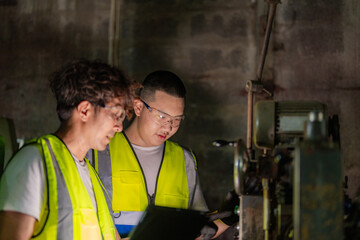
left=253, top=100, right=327, bottom=149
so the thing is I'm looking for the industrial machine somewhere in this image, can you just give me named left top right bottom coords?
left=214, top=101, right=343, bottom=240
left=213, top=1, right=350, bottom=239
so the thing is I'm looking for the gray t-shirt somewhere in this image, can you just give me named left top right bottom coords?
left=0, top=145, right=97, bottom=220
left=72, top=152, right=97, bottom=213
left=132, top=144, right=163, bottom=196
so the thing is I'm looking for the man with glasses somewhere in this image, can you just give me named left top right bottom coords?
left=0, top=59, right=139, bottom=240
left=89, top=70, right=235, bottom=239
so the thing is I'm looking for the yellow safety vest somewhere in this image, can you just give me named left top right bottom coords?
left=94, top=132, right=190, bottom=212
left=30, top=134, right=116, bottom=240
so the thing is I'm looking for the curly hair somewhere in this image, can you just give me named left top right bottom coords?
left=49, top=59, right=141, bottom=122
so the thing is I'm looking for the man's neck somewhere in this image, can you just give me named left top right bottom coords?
left=124, top=122, right=138, bottom=145
left=55, top=124, right=87, bottom=161
left=124, top=118, right=154, bottom=147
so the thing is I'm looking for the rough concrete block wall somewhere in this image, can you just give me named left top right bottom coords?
left=0, top=0, right=111, bottom=138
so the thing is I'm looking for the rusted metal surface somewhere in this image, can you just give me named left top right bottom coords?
left=239, top=196, right=264, bottom=240
left=294, top=142, right=343, bottom=240
left=256, top=1, right=279, bottom=81
left=262, top=178, right=270, bottom=240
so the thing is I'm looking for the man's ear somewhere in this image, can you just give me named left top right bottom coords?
left=133, top=99, right=143, bottom=116
left=76, top=101, right=92, bottom=121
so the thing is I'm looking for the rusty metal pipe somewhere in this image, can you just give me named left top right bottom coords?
left=262, top=178, right=270, bottom=240
left=247, top=90, right=253, bottom=152
left=256, top=1, right=279, bottom=81
left=109, top=0, right=121, bottom=66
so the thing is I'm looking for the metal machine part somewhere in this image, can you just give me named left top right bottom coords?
left=234, top=139, right=248, bottom=195
left=293, top=111, right=343, bottom=240
left=253, top=100, right=327, bottom=149
left=213, top=139, right=262, bottom=196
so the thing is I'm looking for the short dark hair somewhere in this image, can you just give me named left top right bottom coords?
left=49, top=59, right=140, bottom=122
left=140, top=70, right=186, bottom=101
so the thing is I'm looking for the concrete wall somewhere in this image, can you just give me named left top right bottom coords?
left=0, top=0, right=111, bottom=138
left=1, top=0, right=359, bottom=239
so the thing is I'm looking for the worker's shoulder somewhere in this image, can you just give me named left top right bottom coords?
left=167, top=140, right=197, bottom=162
left=3, top=142, right=43, bottom=175
left=15, top=143, right=43, bottom=160
left=166, top=140, right=193, bottom=153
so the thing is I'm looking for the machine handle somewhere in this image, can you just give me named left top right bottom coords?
left=212, top=140, right=237, bottom=147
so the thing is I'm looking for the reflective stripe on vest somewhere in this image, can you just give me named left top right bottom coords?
left=31, top=135, right=116, bottom=240
left=93, top=132, right=196, bottom=235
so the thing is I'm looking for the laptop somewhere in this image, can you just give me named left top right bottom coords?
left=128, top=205, right=209, bottom=240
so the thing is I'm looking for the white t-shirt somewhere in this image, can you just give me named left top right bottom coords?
left=0, top=145, right=97, bottom=220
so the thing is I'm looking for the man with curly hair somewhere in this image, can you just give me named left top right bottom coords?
left=0, top=59, right=139, bottom=240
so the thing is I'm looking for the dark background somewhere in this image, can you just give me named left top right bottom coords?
left=1, top=1, right=359, bottom=239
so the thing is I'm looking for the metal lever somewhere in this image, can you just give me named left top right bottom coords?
left=212, top=140, right=237, bottom=147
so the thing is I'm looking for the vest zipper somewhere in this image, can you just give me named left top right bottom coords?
left=124, top=133, right=165, bottom=205
left=151, top=141, right=166, bottom=205
left=148, top=193, right=155, bottom=205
